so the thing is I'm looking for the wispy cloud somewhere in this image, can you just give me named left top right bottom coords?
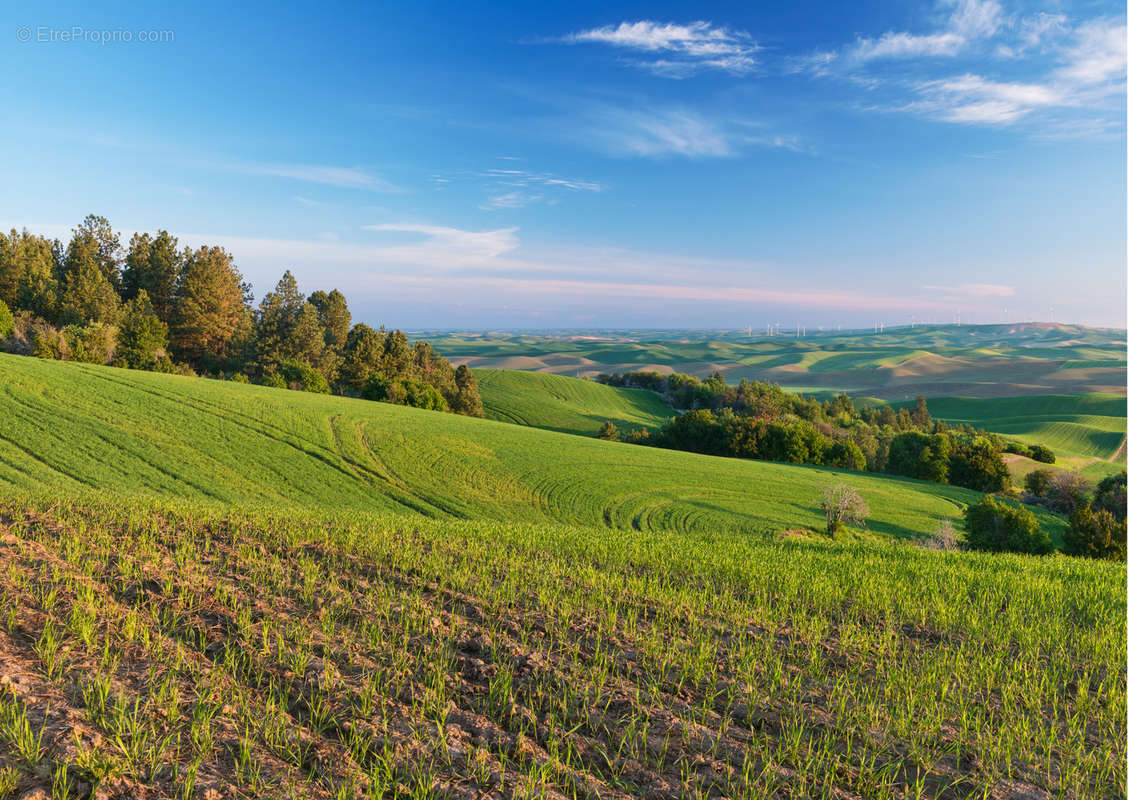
left=479, top=191, right=543, bottom=210
left=480, top=168, right=604, bottom=193
left=849, top=0, right=1003, bottom=62
left=360, top=223, right=519, bottom=262
left=234, top=162, right=397, bottom=191
left=793, top=2, right=1125, bottom=135
left=571, top=106, right=807, bottom=158
left=924, top=282, right=1015, bottom=297
left=434, top=166, right=603, bottom=211
left=558, top=20, right=759, bottom=77
left=904, top=18, right=1126, bottom=126
left=908, top=74, right=1062, bottom=124
left=996, top=12, right=1067, bottom=58
left=583, top=106, right=735, bottom=157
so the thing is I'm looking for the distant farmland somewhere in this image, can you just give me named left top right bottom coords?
left=423, top=323, right=1127, bottom=399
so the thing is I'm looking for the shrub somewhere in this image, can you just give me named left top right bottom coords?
left=1023, top=468, right=1053, bottom=498
left=30, top=324, right=68, bottom=360
left=921, top=519, right=960, bottom=551
left=887, top=432, right=950, bottom=483
left=1062, top=504, right=1126, bottom=561
left=1047, top=471, right=1091, bottom=515
left=398, top=380, right=447, bottom=411
left=621, top=427, right=650, bottom=445
left=963, top=495, right=1052, bottom=555
left=597, top=421, right=620, bottom=441
left=1004, top=441, right=1032, bottom=458
left=1029, top=444, right=1055, bottom=464
left=278, top=360, right=330, bottom=393
left=362, top=375, right=447, bottom=411
left=825, top=440, right=866, bottom=471
left=261, top=371, right=287, bottom=389
left=818, top=484, right=869, bottom=536
left=64, top=323, right=117, bottom=365
left=948, top=436, right=1008, bottom=493
left=1093, top=472, right=1126, bottom=520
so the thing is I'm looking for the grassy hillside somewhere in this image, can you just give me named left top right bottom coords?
left=917, top=394, right=1126, bottom=459
left=0, top=354, right=1122, bottom=798
left=425, top=323, right=1127, bottom=398
left=904, top=394, right=1126, bottom=480
left=0, top=493, right=1121, bottom=799
left=475, top=368, right=673, bottom=436
left=0, top=353, right=1037, bottom=541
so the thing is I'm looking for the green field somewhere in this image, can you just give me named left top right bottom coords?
left=476, top=368, right=673, bottom=436
left=423, top=323, right=1127, bottom=399
left=0, top=353, right=1032, bottom=541
left=0, top=493, right=1120, bottom=799
left=900, top=394, right=1126, bottom=480
left=917, top=394, right=1126, bottom=459
left=0, top=353, right=1123, bottom=798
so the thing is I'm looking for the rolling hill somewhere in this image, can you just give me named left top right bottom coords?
left=904, top=393, right=1127, bottom=480
left=0, top=353, right=1121, bottom=799
left=475, top=368, right=673, bottom=436
left=917, top=394, right=1126, bottom=459
left=0, top=353, right=1031, bottom=541
left=424, top=323, right=1127, bottom=399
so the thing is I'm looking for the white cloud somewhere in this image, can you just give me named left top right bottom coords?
left=855, top=31, right=967, bottom=61
left=560, top=20, right=759, bottom=76
left=234, top=162, right=396, bottom=191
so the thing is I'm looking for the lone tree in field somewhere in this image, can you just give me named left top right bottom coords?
left=819, top=484, right=868, bottom=536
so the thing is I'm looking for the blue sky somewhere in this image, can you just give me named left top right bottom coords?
left=1, top=0, right=1124, bottom=329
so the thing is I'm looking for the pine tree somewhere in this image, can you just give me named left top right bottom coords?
left=59, top=256, right=121, bottom=325
left=308, top=289, right=351, bottom=351
left=255, top=270, right=306, bottom=371
left=116, top=290, right=169, bottom=370
left=123, top=230, right=182, bottom=322
left=0, top=229, right=59, bottom=319
left=452, top=364, right=484, bottom=417
left=338, top=323, right=386, bottom=392
left=171, top=246, right=249, bottom=366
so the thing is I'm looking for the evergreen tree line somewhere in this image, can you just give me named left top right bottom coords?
left=596, top=371, right=1053, bottom=493
left=0, top=216, right=483, bottom=416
